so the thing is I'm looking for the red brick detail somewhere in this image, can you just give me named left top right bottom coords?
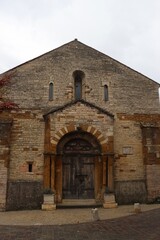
left=61, top=128, right=67, bottom=135
left=98, top=136, right=105, bottom=142
left=66, top=125, right=75, bottom=133
left=52, top=137, right=59, bottom=142
left=94, top=130, right=102, bottom=138
left=81, top=125, right=89, bottom=132
left=117, top=113, right=160, bottom=122
left=90, top=127, right=96, bottom=134
left=56, top=131, right=63, bottom=138
left=52, top=125, right=108, bottom=154
left=101, top=144, right=108, bottom=152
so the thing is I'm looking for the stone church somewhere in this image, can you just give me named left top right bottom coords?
left=0, top=39, right=160, bottom=211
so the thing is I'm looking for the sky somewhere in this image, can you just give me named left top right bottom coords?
left=0, top=0, right=160, bottom=85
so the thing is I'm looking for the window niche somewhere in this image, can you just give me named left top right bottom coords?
left=27, top=161, right=33, bottom=173
left=73, top=70, right=85, bottom=100
left=49, top=82, right=54, bottom=101
left=104, top=84, right=109, bottom=101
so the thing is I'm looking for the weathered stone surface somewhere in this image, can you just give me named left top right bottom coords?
left=6, top=181, right=43, bottom=210
left=115, top=180, right=147, bottom=204
left=42, top=194, right=56, bottom=210
left=0, top=120, right=12, bottom=211
left=4, top=40, right=160, bottom=115
left=0, top=40, right=159, bottom=209
left=103, top=194, right=118, bottom=209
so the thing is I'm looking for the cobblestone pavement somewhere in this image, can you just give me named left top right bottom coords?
left=0, top=209, right=160, bottom=240
left=0, top=207, right=160, bottom=240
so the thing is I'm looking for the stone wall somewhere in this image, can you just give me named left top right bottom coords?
left=49, top=101, right=114, bottom=150
left=0, top=119, right=12, bottom=211
left=9, top=110, right=44, bottom=181
left=6, top=180, right=43, bottom=210
left=146, top=165, right=160, bottom=202
left=0, top=40, right=160, bottom=208
left=114, top=114, right=160, bottom=203
left=115, top=180, right=147, bottom=204
left=0, top=161, right=8, bottom=211
left=114, top=118, right=145, bottom=182
left=0, top=112, right=45, bottom=210
left=3, top=40, right=160, bottom=115
left=142, top=125, right=160, bottom=202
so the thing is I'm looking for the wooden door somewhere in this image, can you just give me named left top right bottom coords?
left=62, top=155, right=94, bottom=199
left=62, top=138, right=95, bottom=199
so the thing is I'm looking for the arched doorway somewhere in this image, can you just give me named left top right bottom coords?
left=56, top=131, right=101, bottom=200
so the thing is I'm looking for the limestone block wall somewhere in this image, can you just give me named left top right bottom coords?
left=46, top=102, right=114, bottom=202
left=6, top=181, right=43, bottom=210
left=49, top=102, right=114, bottom=150
left=146, top=165, right=160, bottom=202
left=114, top=116, right=147, bottom=203
left=1, top=110, right=45, bottom=210
left=0, top=40, right=160, bottom=207
left=141, top=124, right=160, bottom=202
left=114, top=114, right=160, bottom=203
left=0, top=120, right=12, bottom=211
left=3, top=40, right=160, bottom=115
left=9, top=110, right=44, bottom=181
left=0, top=161, right=8, bottom=211
left=114, top=118, right=145, bottom=181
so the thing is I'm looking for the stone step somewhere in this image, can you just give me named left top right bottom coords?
left=57, top=199, right=102, bottom=208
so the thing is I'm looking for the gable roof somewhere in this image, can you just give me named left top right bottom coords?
left=43, top=99, right=114, bottom=118
left=1, top=39, right=160, bottom=87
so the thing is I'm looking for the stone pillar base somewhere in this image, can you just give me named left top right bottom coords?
left=42, top=194, right=56, bottom=210
left=103, top=202, right=118, bottom=209
left=103, top=193, right=118, bottom=209
left=42, top=203, right=56, bottom=210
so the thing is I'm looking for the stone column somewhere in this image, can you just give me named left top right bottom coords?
left=102, top=155, right=107, bottom=192
left=55, top=155, right=62, bottom=203
left=108, top=155, right=114, bottom=192
left=43, top=155, right=51, bottom=190
left=103, top=155, right=117, bottom=208
left=51, top=155, right=56, bottom=192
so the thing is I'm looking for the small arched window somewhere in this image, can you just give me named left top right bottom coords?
left=49, top=82, right=53, bottom=101
left=104, top=85, right=108, bottom=101
left=75, top=77, right=82, bottom=100
left=73, top=70, right=85, bottom=100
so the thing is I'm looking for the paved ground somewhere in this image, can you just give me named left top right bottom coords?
left=0, top=204, right=160, bottom=239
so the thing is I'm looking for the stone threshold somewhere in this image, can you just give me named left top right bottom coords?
left=57, top=199, right=102, bottom=208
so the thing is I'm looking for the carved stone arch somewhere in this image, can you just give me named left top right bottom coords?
left=72, top=70, right=85, bottom=79
left=51, top=124, right=108, bottom=154
left=44, top=123, right=114, bottom=204
left=55, top=130, right=103, bottom=200
left=57, top=130, right=101, bottom=155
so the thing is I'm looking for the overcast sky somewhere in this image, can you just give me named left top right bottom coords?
left=0, top=0, right=160, bottom=84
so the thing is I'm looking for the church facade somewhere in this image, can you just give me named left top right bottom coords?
left=0, top=39, right=160, bottom=210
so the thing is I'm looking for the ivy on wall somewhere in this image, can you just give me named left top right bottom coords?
left=0, top=73, right=19, bottom=110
